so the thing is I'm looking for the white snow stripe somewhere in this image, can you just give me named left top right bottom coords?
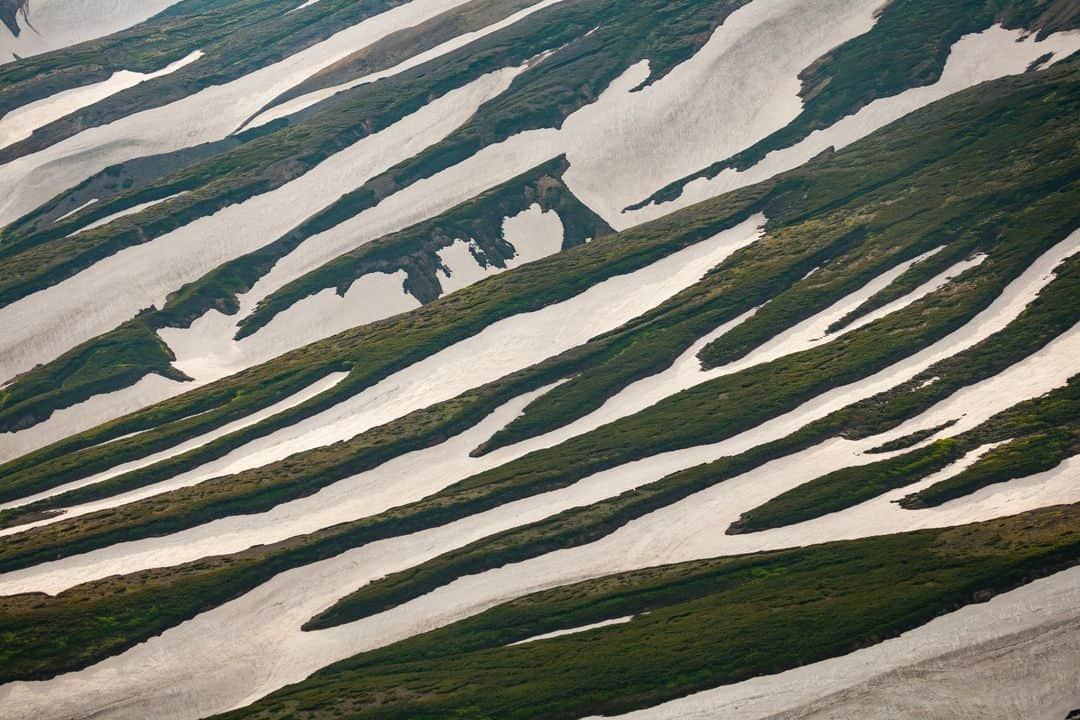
left=66, top=191, right=189, bottom=237
left=586, top=567, right=1080, bottom=720
left=437, top=203, right=565, bottom=296
left=509, top=616, right=633, bottom=646
left=51, top=197, right=97, bottom=223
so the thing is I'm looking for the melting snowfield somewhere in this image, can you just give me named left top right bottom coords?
left=4, top=0, right=1053, bottom=424
left=0, top=216, right=764, bottom=549
left=1, top=3, right=1078, bottom=718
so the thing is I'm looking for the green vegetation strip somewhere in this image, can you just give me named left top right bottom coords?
left=0, top=315, right=189, bottom=434
left=0, top=0, right=411, bottom=162
left=214, top=505, right=1080, bottom=720
left=726, top=440, right=967, bottom=534
left=902, top=426, right=1080, bottom=509
left=866, top=419, right=959, bottom=454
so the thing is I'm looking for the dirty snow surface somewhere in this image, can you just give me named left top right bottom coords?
left=0, top=1, right=1077, bottom=719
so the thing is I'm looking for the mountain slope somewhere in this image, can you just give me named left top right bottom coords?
left=0, top=2, right=1078, bottom=719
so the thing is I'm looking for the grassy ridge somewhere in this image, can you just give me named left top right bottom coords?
left=215, top=506, right=1080, bottom=720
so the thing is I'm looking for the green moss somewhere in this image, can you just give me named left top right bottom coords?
left=727, top=440, right=967, bottom=534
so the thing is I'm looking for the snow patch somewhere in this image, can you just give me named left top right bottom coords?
left=510, top=616, right=633, bottom=646
left=66, top=191, right=189, bottom=237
